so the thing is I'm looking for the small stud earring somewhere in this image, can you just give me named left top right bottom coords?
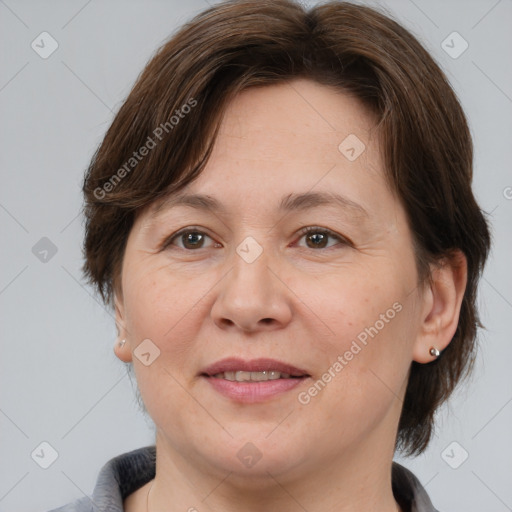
left=429, top=347, right=440, bottom=357
left=118, top=339, right=126, bottom=348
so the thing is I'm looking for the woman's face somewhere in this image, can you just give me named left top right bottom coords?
left=115, top=79, right=431, bottom=482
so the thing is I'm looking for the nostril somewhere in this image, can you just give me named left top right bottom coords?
left=260, top=318, right=273, bottom=324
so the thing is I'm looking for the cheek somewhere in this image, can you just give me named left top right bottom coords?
left=297, top=261, right=418, bottom=402
left=124, top=267, right=218, bottom=434
left=305, top=260, right=415, bottom=345
left=123, top=261, right=210, bottom=344
left=120, top=271, right=209, bottom=424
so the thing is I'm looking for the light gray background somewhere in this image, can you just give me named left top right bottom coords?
left=1, top=0, right=511, bottom=510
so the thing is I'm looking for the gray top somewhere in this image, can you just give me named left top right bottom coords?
left=47, top=446, right=439, bottom=512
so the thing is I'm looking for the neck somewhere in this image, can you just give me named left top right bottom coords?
left=147, top=429, right=401, bottom=512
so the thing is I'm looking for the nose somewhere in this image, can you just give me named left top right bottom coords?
left=210, top=248, right=293, bottom=333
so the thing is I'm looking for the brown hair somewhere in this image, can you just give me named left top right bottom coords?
left=82, top=0, right=491, bottom=455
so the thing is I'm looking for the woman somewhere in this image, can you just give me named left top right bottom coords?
left=50, top=0, right=490, bottom=510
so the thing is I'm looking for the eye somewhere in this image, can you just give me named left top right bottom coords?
left=163, top=228, right=218, bottom=250
left=161, top=226, right=351, bottom=252
left=295, top=226, right=351, bottom=250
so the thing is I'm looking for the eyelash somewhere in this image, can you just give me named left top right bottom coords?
left=161, top=226, right=352, bottom=251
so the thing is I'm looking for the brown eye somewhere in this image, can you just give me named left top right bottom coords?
left=305, top=231, right=329, bottom=249
left=297, top=227, right=349, bottom=250
left=165, top=229, right=216, bottom=250
left=181, top=231, right=206, bottom=249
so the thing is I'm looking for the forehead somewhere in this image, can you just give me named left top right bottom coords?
left=147, top=79, right=386, bottom=216
left=215, top=79, right=376, bottom=160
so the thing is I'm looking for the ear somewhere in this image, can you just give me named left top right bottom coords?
left=113, top=291, right=132, bottom=363
left=413, top=250, right=467, bottom=363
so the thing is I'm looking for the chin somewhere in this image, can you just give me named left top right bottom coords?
left=201, top=434, right=309, bottom=481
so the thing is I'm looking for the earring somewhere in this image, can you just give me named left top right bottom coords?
left=429, top=347, right=440, bottom=357
left=118, top=339, right=126, bottom=348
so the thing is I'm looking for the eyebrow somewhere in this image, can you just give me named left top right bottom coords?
left=149, top=191, right=368, bottom=219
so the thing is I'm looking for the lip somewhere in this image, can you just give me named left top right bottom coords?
left=201, top=357, right=309, bottom=377
left=200, top=357, right=310, bottom=404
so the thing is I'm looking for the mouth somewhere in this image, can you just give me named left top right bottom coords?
left=200, top=358, right=311, bottom=403
left=208, top=370, right=303, bottom=381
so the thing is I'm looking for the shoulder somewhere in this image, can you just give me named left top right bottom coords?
left=43, top=445, right=156, bottom=512
left=46, top=497, right=95, bottom=512
left=392, top=461, right=441, bottom=512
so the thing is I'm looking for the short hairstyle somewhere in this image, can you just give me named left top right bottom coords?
left=82, top=0, right=491, bottom=455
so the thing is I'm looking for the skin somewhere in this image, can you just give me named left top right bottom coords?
left=115, top=79, right=467, bottom=512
